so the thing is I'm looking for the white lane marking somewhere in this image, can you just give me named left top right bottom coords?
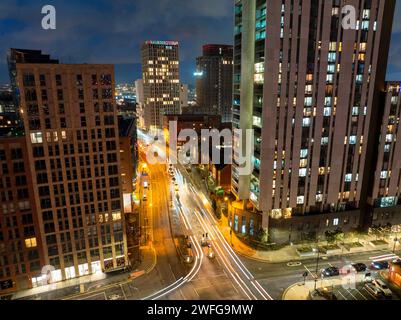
left=345, top=288, right=358, bottom=300
left=336, top=290, right=348, bottom=300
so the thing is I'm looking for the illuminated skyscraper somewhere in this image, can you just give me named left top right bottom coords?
left=232, top=0, right=395, bottom=242
left=2, top=49, right=128, bottom=291
left=141, top=41, right=181, bottom=130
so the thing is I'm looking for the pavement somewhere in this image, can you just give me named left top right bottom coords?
left=282, top=272, right=401, bottom=300
left=12, top=244, right=157, bottom=300
left=216, top=203, right=400, bottom=264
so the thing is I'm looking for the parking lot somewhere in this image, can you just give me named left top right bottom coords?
left=302, top=258, right=400, bottom=300
left=334, top=283, right=399, bottom=300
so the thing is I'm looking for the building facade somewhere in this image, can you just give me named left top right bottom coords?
left=141, top=41, right=181, bottom=130
left=0, top=134, right=45, bottom=293
left=196, top=44, right=233, bottom=123
left=232, top=0, right=395, bottom=242
left=367, top=82, right=401, bottom=227
left=14, top=52, right=128, bottom=286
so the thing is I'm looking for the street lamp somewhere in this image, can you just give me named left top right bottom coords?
left=313, top=247, right=321, bottom=291
left=393, top=237, right=399, bottom=253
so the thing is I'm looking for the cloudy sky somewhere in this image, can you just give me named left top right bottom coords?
left=1, top=0, right=401, bottom=85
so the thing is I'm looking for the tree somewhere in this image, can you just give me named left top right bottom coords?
left=325, top=230, right=336, bottom=244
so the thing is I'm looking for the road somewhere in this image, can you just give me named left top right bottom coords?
left=241, top=248, right=401, bottom=299
left=16, top=130, right=400, bottom=301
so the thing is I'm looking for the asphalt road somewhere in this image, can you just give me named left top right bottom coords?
left=240, top=248, right=401, bottom=299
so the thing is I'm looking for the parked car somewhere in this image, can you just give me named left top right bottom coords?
left=372, top=279, right=392, bottom=298
left=321, top=267, right=340, bottom=277
left=364, top=272, right=373, bottom=283
left=352, top=263, right=368, bottom=273
left=108, top=294, right=121, bottom=300
left=364, top=283, right=384, bottom=299
left=370, top=261, right=389, bottom=270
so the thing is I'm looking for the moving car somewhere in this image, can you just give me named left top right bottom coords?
left=352, top=263, right=367, bottom=273
left=370, top=261, right=389, bottom=270
left=321, top=267, right=340, bottom=278
left=372, top=279, right=392, bottom=298
left=364, top=283, right=384, bottom=299
left=143, top=181, right=149, bottom=189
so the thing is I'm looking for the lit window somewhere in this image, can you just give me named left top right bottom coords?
left=380, top=171, right=388, bottom=179
left=25, top=237, right=37, bottom=248
left=333, top=218, right=339, bottom=226
left=345, top=174, right=352, bottom=182
left=299, top=168, right=307, bottom=177
left=349, top=136, right=357, bottom=145
left=316, top=194, right=323, bottom=202
left=297, top=196, right=305, bottom=205
left=321, top=137, right=329, bottom=145
left=305, top=97, right=313, bottom=106
left=112, top=211, right=121, bottom=221
left=300, top=149, right=308, bottom=159
left=324, top=107, right=332, bottom=117
left=30, top=132, right=43, bottom=144
left=253, top=116, right=262, bottom=128
left=302, top=118, right=311, bottom=127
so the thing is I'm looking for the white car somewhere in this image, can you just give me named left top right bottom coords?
left=372, top=279, right=392, bottom=298
left=108, top=294, right=121, bottom=300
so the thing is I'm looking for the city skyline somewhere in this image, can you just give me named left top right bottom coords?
left=1, top=0, right=401, bottom=305
left=0, top=0, right=401, bottom=85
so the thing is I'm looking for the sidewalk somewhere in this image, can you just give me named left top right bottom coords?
left=218, top=213, right=400, bottom=263
left=282, top=275, right=366, bottom=300
left=12, top=245, right=156, bottom=300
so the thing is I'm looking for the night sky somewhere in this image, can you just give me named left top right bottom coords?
left=1, top=0, right=401, bottom=86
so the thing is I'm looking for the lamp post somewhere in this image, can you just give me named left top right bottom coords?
left=393, top=237, right=399, bottom=254
left=314, top=247, right=321, bottom=291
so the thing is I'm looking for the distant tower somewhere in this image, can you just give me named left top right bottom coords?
left=195, top=44, right=233, bottom=123
left=141, top=41, right=181, bottom=131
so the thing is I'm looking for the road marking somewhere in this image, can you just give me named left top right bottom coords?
left=169, top=264, right=177, bottom=281
left=303, top=265, right=315, bottom=278
left=354, top=288, right=368, bottom=300
left=120, top=284, right=127, bottom=300
left=336, top=290, right=348, bottom=300
left=345, top=288, right=358, bottom=300
left=81, top=292, right=107, bottom=300
left=361, top=287, right=376, bottom=300
left=287, top=262, right=302, bottom=267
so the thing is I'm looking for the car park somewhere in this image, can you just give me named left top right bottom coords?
left=372, top=279, right=392, bottom=298
left=364, top=283, right=384, bottom=299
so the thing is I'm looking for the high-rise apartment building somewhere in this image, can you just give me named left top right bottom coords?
left=0, top=133, right=45, bottom=293
left=7, top=49, right=59, bottom=112
left=232, top=0, right=395, bottom=242
left=196, top=44, right=233, bottom=123
left=367, top=82, right=401, bottom=227
left=141, top=41, right=180, bottom=130
left=9, top=49, right=128, bottom=287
